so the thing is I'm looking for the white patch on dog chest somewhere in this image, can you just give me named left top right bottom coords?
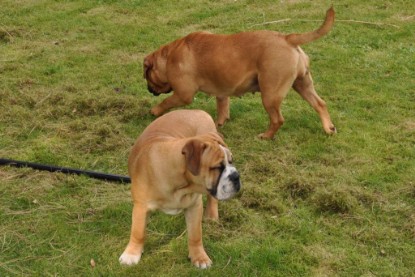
left=147, top=201, right=183, bottom=215
left=161, top=208, right=183, bottom=215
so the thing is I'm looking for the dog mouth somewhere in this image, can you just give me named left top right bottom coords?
left=147, top=84, right=172, bottom=96
left=147, top=85, right=161, bottom=96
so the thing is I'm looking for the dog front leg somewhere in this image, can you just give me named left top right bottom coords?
left=204, top=194, right=219, bottom=221
left=151, top=91, right=195, bottom=117
left=185, top=197, right=212, bottom=269
left=119, top=203, right=148, bottom=265
left=258, top=94, right=285, bottom=140
left=216, top=96, right=230, bottom=126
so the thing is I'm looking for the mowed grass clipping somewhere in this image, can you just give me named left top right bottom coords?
left=1, top=0, right=414, bottom=276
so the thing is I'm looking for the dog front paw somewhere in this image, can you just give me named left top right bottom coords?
left=150, top=106, right=163, bottom=117
left=119, top=252, right=142, bottom=266
left=257, top=132, right=274, bottom=140
left=326, top=125, right=337, bottom=134
left=216, top=117, right=229, bottom=127
left=189, top=253, right=212, bottom=269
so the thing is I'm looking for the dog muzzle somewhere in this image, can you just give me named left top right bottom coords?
left=213, top=165, right=241, bottom=201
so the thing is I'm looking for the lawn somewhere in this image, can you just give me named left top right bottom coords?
left=1, top=0, right=414, bottom=276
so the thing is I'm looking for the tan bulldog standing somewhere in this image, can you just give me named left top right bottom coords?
left=143, top=7, right=336, bottom=139
left=119, top=109, right=241, bottom=268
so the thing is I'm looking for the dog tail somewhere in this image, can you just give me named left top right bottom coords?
left=285, top=6, right=335, bottom=46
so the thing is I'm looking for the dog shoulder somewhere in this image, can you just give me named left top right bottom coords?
left=184, top=31, right=213, bottom=43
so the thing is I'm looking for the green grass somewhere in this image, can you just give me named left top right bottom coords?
left=1, top=0, right=414, bottom=276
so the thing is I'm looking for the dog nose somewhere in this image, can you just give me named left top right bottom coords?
left=229, top=171, right=240, bottom=182
left=229, top=171, right=241, bottom=191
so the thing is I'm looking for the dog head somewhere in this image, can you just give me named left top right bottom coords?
left=143, top=48, right=172, bottom=96
left=181, top=133, right=241, bottom=200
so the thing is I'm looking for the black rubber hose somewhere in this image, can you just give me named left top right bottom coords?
left=0, top=158, right=131, bottom=183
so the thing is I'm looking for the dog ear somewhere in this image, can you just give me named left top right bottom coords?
left=182, top=139, right=207, bottom=176
left=143, top=56, right=153, bottom=79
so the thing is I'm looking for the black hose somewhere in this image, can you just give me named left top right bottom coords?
left=0, top=158, right=130, bottom=183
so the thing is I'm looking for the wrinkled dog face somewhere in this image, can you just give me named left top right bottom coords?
left=143, top=53, right=172, bottom=96
left=182, top=138, right=241, bottom=201
left=208, top=145, right=241, bottom=200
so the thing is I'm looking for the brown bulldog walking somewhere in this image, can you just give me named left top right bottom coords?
left=143, top=7, right=336, bottom=139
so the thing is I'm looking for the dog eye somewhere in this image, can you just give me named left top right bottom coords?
left=210, top=164, right=225, bottom=171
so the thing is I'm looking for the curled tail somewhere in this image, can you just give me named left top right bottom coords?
left=286, top=7, right=335, bottom=46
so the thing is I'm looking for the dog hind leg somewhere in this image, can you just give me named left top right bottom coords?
left=216, top=96, right=230, bottom=126
left=292, top=72, right=336, bottom=134
left=259, top=94, right=285, bottom=139
left=257, top=71, right=294, bottom=139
